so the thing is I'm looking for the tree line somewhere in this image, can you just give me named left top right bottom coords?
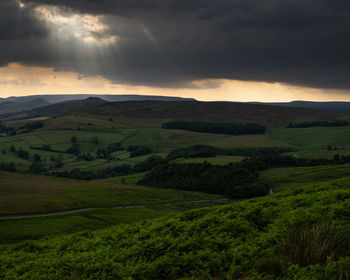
left=287, top=120, right=349, bottom=128
left=139, top=161, right=268, bottom=198
left=166, top=145, right=295, bottom=160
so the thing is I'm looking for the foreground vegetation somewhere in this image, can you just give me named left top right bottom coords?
left=2, top=177, right=350, bottom=279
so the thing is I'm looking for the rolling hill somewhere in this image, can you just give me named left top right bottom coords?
left=79, top=100, right=341, bottom=125
left=0, top=98, right=50, bottom=114
left=0, top=94, right=195, bottom=114
left=0, top=97, right=107, bottom=120
left=255, top=100, right=350, bottom=112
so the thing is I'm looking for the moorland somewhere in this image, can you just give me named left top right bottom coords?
left=2, top=97, right=350, bottom=279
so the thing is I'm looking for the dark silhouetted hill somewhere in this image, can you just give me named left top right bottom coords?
left=253, top=101, right=350, bottom=112
left=0, top=98, right=50, bottom=114
left=80, top=100, right=340, bottom=124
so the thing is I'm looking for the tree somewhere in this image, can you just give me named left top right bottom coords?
left=30, top=161, right=46, bottom=174
left=71, top=136, right=78, bottom=144
left=92, top=136, right=99, bottom=144
left=33, top=153, right=41, bottom=162
left=17, top=148, right=29, bottom=159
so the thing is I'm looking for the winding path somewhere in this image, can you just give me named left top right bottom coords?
left=0, top=199, right=228, bottom=220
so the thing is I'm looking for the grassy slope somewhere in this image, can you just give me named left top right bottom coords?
left=2, top=177, right=350, bottom=279
left=260, top=163, right=350, bottom=192
left=0, top=171, right=220, bottom=215
left=0, top=201, right=229, bottom=244
left=0, top=171, right=222, bottom=243
left=270, top=125, right=350, bottom=158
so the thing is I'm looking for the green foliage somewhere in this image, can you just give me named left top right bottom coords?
left=106, top=142, right=123, bottom=153
left=0, top=162, right=16, bottom=172
left=132, top=155, right=167, bottom=173
left=21, top=121, right=44, bottom=133
left=167, top=144, right=218, bottom=160
left=167, top=145, right=296, bottom=161
left=0, top=123, right=15, bottom=135
left=29, top=161, right=46, bottom=174
left=17, top=148, right=29, bottom=159
left=66, top=143, right=80, bottom=155
left=51, top=164, right=132, bottom=180
left=30, top=144, right=53, bottom=152
left=139, top=161, right=268, bottom=198
left=127, top=145, right=153, bottom=158
left=91, top=136, right=99, bottom=144
left=3, top=177, right=350, bottom=279
left=283, top=219, right=348, bottom=267
left=162, top=120, right=266, bottom=135
left=71, top=135, right=78, bottom=143
left=287, top=120, right=349, bottom=128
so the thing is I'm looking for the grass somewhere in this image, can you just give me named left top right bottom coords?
left=104, top=172, right=147, bottom=185
left=283, top=219, right=348, bottom=267
left=3, top=176, right=350, bottom=279
left=270, top=126, right=350, bottom=157
left=260, top=163, right=350, bottom=192
left=0, top=201, right=228, bottom=244
left=0, top=171, right=221, bottom=215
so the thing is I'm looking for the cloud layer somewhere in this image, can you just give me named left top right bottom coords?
left=2, top=0, right=350, bottom=90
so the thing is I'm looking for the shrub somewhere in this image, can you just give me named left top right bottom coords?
left=283, top=219, right=349, bottom=267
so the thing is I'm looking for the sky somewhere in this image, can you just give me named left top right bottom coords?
left=1, top=0, right=350, bottom=102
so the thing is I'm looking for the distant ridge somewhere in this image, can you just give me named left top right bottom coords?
left=251, top=101, right=350, bottom=112
left=0, top=98, right=50, bottom=114
left=0, top=94, right=195, bottom=115
left=0, top=97, right=107, bottom=120
left=78, top=100, right=340, bottom=125
left=1, top=94, right=195, bottom=104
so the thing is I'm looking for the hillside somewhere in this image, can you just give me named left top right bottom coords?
left=0, top=97, right=107, bottom=120
left=80, top=100, right=340, bottom=124
left=0, top=94, right=195, bottom=114
left=1, top=176, right=350, bottom=279
left=0, top=98, right=50, bottom=114
left=1, top=100, right=349, bottom=176
left=0, top=171, right=221, bottom=243
left=256, top=101, right=350, bottom=112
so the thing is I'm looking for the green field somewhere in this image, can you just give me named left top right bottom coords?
left=0, top=172, right=221, bottom=215
left=260, top=163, right=350, bottom=192
left=0, top=171, right=223, bottom=243
left=270, top=125, right=350, bottom=158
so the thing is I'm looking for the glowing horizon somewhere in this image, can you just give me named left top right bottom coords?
left=1, top=63, right=350, bottom=102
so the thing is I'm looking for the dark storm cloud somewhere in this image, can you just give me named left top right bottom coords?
left=3, top=0, right=350, bottom=89
left=0, top=0, right=50, bottom=67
